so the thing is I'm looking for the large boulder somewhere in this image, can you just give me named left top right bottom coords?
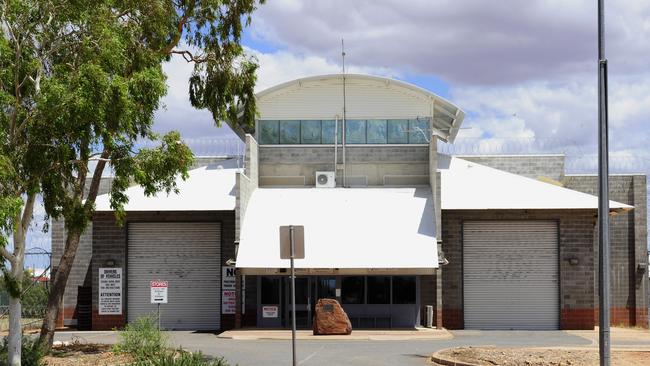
left=313, top=298, right=352, bottom=335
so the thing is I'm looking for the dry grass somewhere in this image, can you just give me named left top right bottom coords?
left=44, top=343, right=132, bottom=366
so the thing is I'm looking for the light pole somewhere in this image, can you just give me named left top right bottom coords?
left=597, top=0, right=611, bottom=365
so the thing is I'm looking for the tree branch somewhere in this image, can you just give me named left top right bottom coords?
left=0, top=246, right=16, bottom=264
left=84, top=149, right=110, bottom=210
left=160, top=0, right=195, bottom=55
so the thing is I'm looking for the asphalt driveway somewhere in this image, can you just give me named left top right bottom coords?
left=52, top=329, right=639, bottom=366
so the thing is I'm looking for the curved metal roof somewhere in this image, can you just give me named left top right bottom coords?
left=255, top=74, right=466, bottom=142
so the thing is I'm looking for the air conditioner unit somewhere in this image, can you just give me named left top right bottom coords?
left=315, top=171, right=336, bottom=188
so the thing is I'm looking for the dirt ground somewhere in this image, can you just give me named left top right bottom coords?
left=434, top=347, right=650, bottom=366
left=44, top=343, right=131, bottom=366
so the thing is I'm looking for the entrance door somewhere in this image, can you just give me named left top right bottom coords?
left=285, top=277, right=312, bottom=328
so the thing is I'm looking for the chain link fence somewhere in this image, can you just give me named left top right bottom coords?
left=0, top=249, right=50, bottom=333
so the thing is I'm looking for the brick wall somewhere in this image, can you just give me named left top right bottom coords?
left=259, top=145, right=430, bottom=186
left=458, top=155, right=565, bottom=181
left=564, top=174, right=648, bottom=327
left=441, top=209, right=596, bottom=330
left=91, top=210, right=235, bottom=330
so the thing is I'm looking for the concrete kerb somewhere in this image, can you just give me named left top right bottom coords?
left=217, top=328, right=453, bottom=341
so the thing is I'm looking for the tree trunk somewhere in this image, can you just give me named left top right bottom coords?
left=37, top=150, right=108, bottom=351
left=8, top=296, right=22, bottom=366
left=37, top=231, right=81, bottom=350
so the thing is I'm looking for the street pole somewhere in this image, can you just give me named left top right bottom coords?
left=290, top=225, right=297, bottom=366
left=158, top=303, right=161, bottom=331
left=597, top=0, right=610, bottom=365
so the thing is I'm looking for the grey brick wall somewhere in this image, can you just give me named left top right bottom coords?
left=459, top=155, right=565, bottom=181
left=259, top=145, right=430, bottom=186
left=91, top=210, right=235, bottom=330
left=441, top=209, right=597, bottom=330
left=564, top=174, right=648, bottom=326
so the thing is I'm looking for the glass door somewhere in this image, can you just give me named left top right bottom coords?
left=285, top=277, right=312, bottom=329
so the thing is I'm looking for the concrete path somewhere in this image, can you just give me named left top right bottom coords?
left=217, top=328, right=452, bottom=340
left=54, top=328, right=650, bottom=366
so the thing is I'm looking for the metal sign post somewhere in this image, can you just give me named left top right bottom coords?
left=280, top=225, right=305, bottom=366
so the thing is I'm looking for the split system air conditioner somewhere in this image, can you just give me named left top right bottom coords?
left=315, top=171, right=336, bottom=188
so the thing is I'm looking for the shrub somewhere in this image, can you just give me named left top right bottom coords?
left=131, top=350, right=231, bottom=366
left=0, top=336, right=46, bottom=366
left=113, top=315, right=167, bottom=360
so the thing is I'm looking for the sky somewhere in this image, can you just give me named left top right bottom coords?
left=25, top=0, right=650, bottom=269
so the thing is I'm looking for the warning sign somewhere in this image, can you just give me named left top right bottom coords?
left=150, top=280, right=168, bottom=304
left=99, top=268, right=122, bottom=315
left=222, top=266, right=236, bottom=314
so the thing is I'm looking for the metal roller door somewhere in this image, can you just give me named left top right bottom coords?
left=463, top=221, right=559, bottom=330
left=128, top=222, right=221, bottom=330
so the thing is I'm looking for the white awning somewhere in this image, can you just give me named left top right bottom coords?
left=439, top=155, right=632, bottom=211
left=95, top=159, right=240, bottom=212
left=236, top=187, right=438, bottom=274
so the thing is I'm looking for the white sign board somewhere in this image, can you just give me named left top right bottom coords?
left=150, top=280, right=168, bottom=304
left=99, top=268, right=122, bottom=315
left=262, top=305, right=278, bottom=318
left=221, top=266, right=236, bottom=314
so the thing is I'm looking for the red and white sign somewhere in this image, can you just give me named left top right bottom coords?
left=150, top=280, right=168, bottom=304
left=222, top=267, right=236, bottom=314
left=262, top=306, right=278, bottom=318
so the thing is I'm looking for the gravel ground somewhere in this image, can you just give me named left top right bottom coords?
left=434, top=347, right=650, bottom=366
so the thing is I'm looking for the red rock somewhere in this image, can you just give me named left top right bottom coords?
left=313, top=298, right=352, bottom=335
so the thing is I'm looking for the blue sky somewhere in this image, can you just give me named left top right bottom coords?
left=24, top=0, right=650, bottom=269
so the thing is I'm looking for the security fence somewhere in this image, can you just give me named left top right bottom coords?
left=0, top=248, right=50, bottom=333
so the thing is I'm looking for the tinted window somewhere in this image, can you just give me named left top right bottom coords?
left=367, top=276, right=390, bottom=304
left=345, top=120, right=366, bottom=144
left=280, top=120, right=301, bottom=144
left=259, top=120, right=279, bottom=144
left=341, top=277, right=365, bottom=304
left=387, top=119, right=408, bottom=144
left=367, top=119, right=387, bottom=144
left=317, top=277, right=337, bottom=300
left=392, top=276, right=416, bottom=304
left=321, top=120, right=342, bottom=144
left=261, top=277, right=280, bottom=304
left=301, top=120, right=321, bottom=144
left=408, top=119, right=429, bottom=144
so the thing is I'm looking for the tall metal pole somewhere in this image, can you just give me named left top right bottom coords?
left=341, top=39, right=347, bottom=188
left=597, top=0, right=610, bottom=365
left=290, top=225, right=297, bottom=366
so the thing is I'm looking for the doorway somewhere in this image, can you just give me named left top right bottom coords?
left=283, top=276, right=337, bottom=329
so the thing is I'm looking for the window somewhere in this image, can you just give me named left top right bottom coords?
left=392, top=276, right=416, bottom=304
left=387, top=119, right=408, bottom=144
left=367, top=276, right=390, bottom=304
left=408, top=118, right=429, bottom=144
left=259, top=120, right=279, bottom=144
left=366, top=119, right=388, bottom=144
left=345, top=120, right=366, bottom=144
left=261, top=277, right=280, bottom=304
left=280, top=120, right=301, bottom=144
left=341, top=276, right=364, bottom=304
left=317, top=277, right=337, bottom=300
left=321, top=120, right=342, bottom=144
left=258, top=119, right=433, bottom=145
left=301, top=120, right=321, bottom=144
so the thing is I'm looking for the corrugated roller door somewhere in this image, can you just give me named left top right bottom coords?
left=128, top=222, right=221, bottom=330
left=463, top=221, right=559, bottom=330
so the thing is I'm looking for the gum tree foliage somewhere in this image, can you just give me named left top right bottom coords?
left=1, top=0, right=263, bottom=360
